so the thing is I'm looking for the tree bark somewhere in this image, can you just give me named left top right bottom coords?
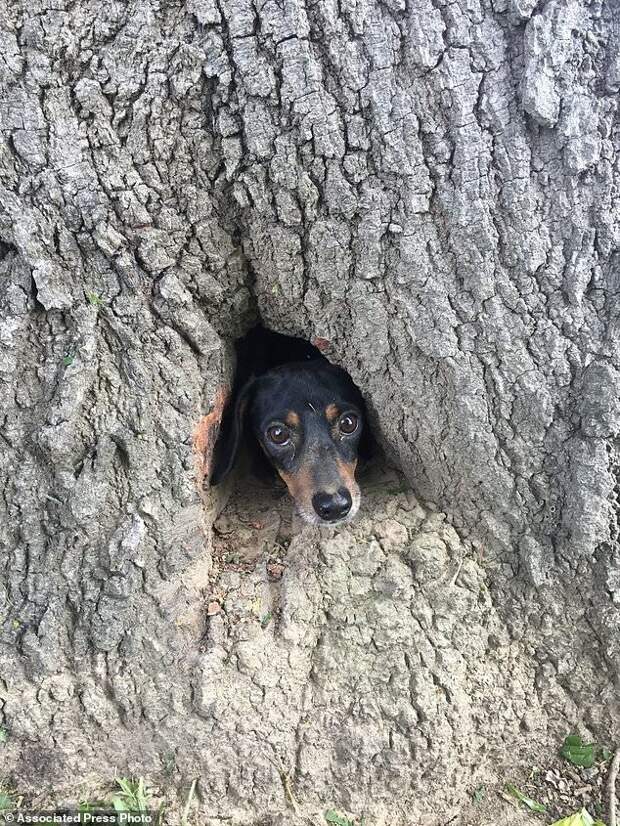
left=0, top=0, right=618, bottom=822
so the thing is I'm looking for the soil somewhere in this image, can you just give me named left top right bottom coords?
left=1, top=461, right=616, bottom=826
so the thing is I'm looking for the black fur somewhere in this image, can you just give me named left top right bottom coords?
left=209, top=377, right=257, bottom=486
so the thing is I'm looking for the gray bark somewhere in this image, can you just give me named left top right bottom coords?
left=0, top=0, right=618, bottom=823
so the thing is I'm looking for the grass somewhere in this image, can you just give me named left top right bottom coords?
left=79, top=777, right=152, bottom=814
left=85, top=292, right=105, bottom=307
left=111, top=777, right=151, bottom=812
left=181, top=778, right=198, bottom=826
left=0, top=788, right=18, bottom=811
left=78, top=798, right=108, bottom=814
left=325, top=810, right=363, bottom=826
left=77, top=779, right=164, bottom=825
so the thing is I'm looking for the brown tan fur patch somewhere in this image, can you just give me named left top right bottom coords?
left=277, top=465, right=314, bottom=509
left=325, top=403, right=339, bottom=422
left=336, top=457, right=358, bottom=489
left=285, top=410, right=300, bottom=427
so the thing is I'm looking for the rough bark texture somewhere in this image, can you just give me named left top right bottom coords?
left=0, top=0, right=619, bottom=822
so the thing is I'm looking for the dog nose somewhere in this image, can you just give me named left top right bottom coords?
left=312, top=488, right=352, bottom=522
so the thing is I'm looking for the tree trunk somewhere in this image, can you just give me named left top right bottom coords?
left=0, top=0, right=618, bottom=822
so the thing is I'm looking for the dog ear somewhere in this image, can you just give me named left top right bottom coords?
left=210, top=378, right=256, bottom=485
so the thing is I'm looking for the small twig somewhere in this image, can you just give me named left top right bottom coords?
left=182, top=777, right=198, bottom=826
left=609, top=747, right=620, bottom=826
left=266, top=753, right=301, bottom=816
left=45, top=494, right=64, bottom=506
left=279, top=767, right=301, bottom=816
left=448, top=555, right=465, bottom=587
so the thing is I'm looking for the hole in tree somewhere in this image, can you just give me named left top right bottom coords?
left=212, top=324, right=372, bottom=485
left=208, top=324, right=410, bottom=576
left=209, top=322, right=393, bottom=490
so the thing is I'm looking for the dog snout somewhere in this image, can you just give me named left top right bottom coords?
left=311, top=488, right=352, bottom=522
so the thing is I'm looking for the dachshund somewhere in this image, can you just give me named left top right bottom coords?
left=210, top=359, right=368, bottom=524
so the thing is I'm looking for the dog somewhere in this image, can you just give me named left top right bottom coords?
left=210, top=360, right=368, bottom=524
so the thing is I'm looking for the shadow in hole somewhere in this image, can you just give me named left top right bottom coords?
left=234, top=325, right=327, bottom=387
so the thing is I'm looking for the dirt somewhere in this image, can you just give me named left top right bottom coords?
left=199, top=461, right=617, bottom=826
left=2, top=459, right=616, bottom=826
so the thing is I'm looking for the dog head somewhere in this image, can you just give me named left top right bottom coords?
left=211, top=362, right=366, bottom=524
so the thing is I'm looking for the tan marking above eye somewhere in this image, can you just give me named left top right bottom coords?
left=325, top=403, right=339, bottom=422
left=285, top=411, right=300, bottom=427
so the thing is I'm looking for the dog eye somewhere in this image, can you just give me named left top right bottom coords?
left=339, top=413, right=358, bottom=435
left=267, top=424, right=291, bottom=445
